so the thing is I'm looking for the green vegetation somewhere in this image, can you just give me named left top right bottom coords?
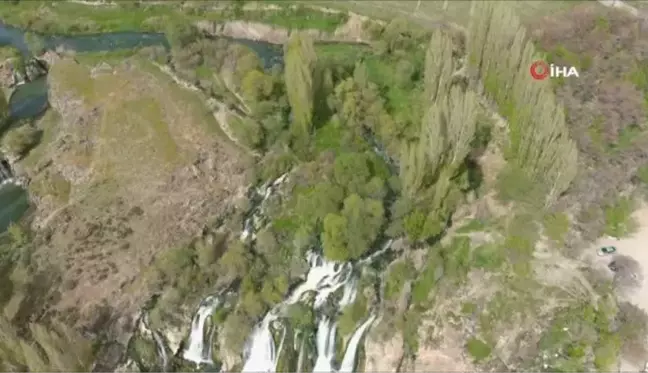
left=468, top=1, right=578, bottom=209
left=604, top=197, right=637, bottom=238
left=337, top=292, right=368, bottom=336
left=0, top=318, right=94, bottom=371
left=1, top=121, right=41, bottom=160
left=537, top=300, right=621, bottom=372
left=385, top=260, right=415, bottom=301
left=466, top=337, right=492, bottom=362
left=543, top=212, right=570, bottom=246
left=2, top=0, right=647, bottom=372
left=0, top=1, right=348, bottom=35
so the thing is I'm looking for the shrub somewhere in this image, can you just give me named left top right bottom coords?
left=384, top=260, right=414, bottom=301
left=1, top=123, right=41, bottom=159
left=543, top=212, right=570, bottom=245
left=24, top=32, right=45, bottom=55
left=604, top=197, right=637, bottom=238
left=617, top=302, right=648, bottom=363
left=466, top=337, right=492, bottom=362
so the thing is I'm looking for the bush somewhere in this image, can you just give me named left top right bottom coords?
left=543, top=212, right=570, bottom=245
left=617, top=302, right=648, bottom=363
left=1, top=123, right=41, bottom=159
left=604, top=197, right=637, bottom=238
left=384, top=260, right=414, bottom=301
left=466, top=337, right=492, bottom=362
left=24, top=32, right=45, bottom=55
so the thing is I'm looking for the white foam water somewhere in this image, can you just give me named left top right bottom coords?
left=241, top=252, right=376, bottom=373
left=182, top=296, right=221, bottom=365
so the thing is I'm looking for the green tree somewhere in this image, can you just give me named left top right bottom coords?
left=2, top=122, right=40, bottom=159
left=284, top=32, right=317, bottom=150
left=466, top=0, right=578, bottom=207
left=217, top=241, right=250, bottom=281
left=322, top=194, right=384, bottom=261
left=424, top=28, right=455, bottom=102
left=333, top=153, right=371, bottom=194
left=165, top=22, right=199, bottom=49
left=322, top=213, right=348, bottom=261
left=343, top=194, right=384, bottom=259
left=294, top=181, right=345, bottom=228
left=241, top=69, right=274, bottom=102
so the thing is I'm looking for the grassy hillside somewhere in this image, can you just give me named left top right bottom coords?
left=11, top=52, right=251, bottom=331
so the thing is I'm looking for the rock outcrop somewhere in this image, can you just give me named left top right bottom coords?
left=364, top=330, right=405, bottom=372
left=0, top=53, right=48, bottom=89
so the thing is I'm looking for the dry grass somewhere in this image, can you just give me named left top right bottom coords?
left=25, top=55, right=252, bottom=328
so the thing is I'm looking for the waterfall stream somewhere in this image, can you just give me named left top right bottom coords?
left=177, top=172, right=387, bottom=372
left=182, top=296, right=221, bottom=364
left=0, top=160, right=15, bottom=186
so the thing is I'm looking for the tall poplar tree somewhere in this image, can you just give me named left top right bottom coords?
left=284, top=32, right=317, bottom=151
left=466, top=0, right=578, bottom=207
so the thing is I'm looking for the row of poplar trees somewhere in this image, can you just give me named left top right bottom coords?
left=466, top=0, right=578, bottom=207
left=281, top=0, right=578, bottom=231
left=398, top=27, right=480, bottom=240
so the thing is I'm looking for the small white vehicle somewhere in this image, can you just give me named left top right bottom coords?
left=597, top=246, right=617, bottom=256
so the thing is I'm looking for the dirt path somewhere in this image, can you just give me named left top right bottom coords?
left=586, top=206, right=648, bottom=372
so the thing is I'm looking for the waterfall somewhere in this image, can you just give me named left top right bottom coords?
left=240, top=251, right=381, bottom=373
left=152, top=330, right=169, bottom=372
left=241, top=253, right=354, bottom=373
left=139, top=313, right=169, bottom=372
left=338, top=315, right=376, bottom=373
left=180, top=172, right=389, bottom=371
left=182, top=296, right=221, bottom=365
left=240, top=172, right=288, bottom=241
left=241, top=316, right=281, bottom=372
left=312, top=317, right=337, bottom=372
left=0, top=160, right=14, bottom=186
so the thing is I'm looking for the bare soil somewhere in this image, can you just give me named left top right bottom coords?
left=22, top=56, right=251, bottom=331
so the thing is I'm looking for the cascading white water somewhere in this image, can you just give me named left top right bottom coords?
left=152, top=330, right=169, bottom=372
left=339, top=315, right=376, bottom=373
left=242, top=252, right=353, bottom=373
left=138, top=313, right=169, bottom=371
left=183, top=296, right=221, bottom=364
left=181, top=172, right=386, bottom=371
left=312, top=317, right=337, bottom=372
left=241, top=316, right=281, bottom=372
left=241, top=251, right=379, bottom=373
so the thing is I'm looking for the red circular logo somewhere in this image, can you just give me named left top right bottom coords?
left=530, top=60, right=550, bottom=80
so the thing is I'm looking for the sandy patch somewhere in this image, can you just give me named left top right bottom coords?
left=586, top=206, right=648, bottom=372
